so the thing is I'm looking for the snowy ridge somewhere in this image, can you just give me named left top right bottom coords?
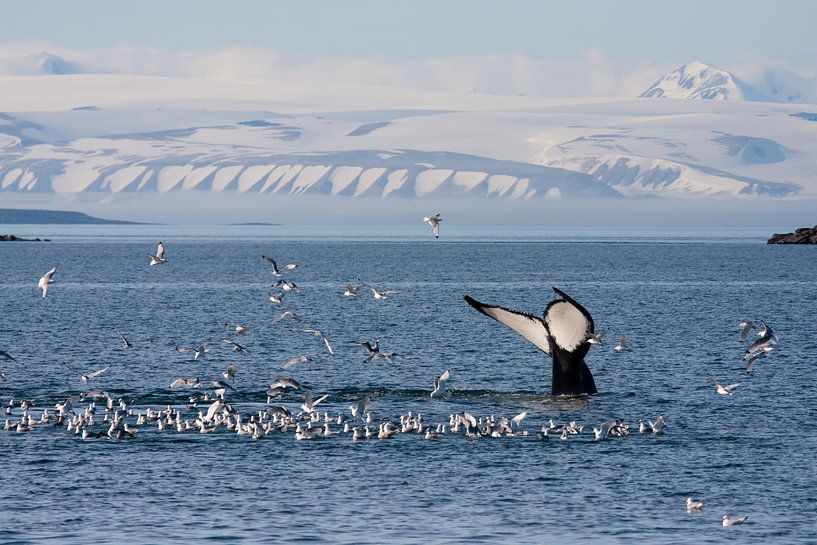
left=641, top=61, right=751, bottom=101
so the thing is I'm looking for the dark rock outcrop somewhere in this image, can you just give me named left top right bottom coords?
left=767, top=225, right=817, bottom=244
left=0, top=234, right=49, bottom=242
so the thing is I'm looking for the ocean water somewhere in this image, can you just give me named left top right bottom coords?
left=0, top=226, right=815, bottom=544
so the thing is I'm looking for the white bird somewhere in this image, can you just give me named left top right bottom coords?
left=221, top=363, right=237, bottom=382
left=511, top=411, right=528, bottom=428
left=273, top=278, right=302, bottom=294
left=614, top=335, right=631, bottom=352
left=721, top=515, right=749, bottom=527
left=81, top=366, right=110, bottom=383
left=272, top=311, right=299, bottom=324
left=222, top=339, right=249, bottom=353
left=744, top=321, right=777, bottom=360
left=588, top=328, right=607, bottom=345
left=176, top=343, right=209, bottom=361
left=430, top=369, right=451, bottom=399
left=707, top=374, right=739, bottom=395
left=648, top=415, right=666, bottom=434
left=261, top=256, right=297, bottom=276
left=225, top=323, right=249, bottom=336
left=37, top=265, right=57, bottom=298
left=148, top=242, right=166, bottom=266
left=301, top=389, right=329, bottom=414
left=423, top=213, right=441, bottom=239
left=686, top=497, right=703, bottom=512
left=343, top=284, right=360, bottom=297
left=357, top=278, right=400, bottom=300
left=267, top=292, right=286, bottom=304
left=350, top=396, right=372, bottom=419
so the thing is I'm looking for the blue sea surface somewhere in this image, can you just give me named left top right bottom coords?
left=0, top=226, right=815, bottom=544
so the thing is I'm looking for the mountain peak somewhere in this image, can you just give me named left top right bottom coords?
left=640, top=61, right=746, bottom=101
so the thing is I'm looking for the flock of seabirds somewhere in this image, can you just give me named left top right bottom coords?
left=1, top=211, right=777, bottom=528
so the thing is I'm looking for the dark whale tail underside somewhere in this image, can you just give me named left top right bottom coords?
left=550, top=343, right=597, bottom=396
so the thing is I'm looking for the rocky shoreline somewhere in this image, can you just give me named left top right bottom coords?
left=0, top=234, right=50, bottom=242
left=767, top=225, right=817, bottom=244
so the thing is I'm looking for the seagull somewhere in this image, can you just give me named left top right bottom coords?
left=117, top=331, right=133, bottom=349
left=343, top=284, right=360, bottom=297
left=148, top=242, right=166, bottom=266
left=745, top=347, right=772, bottom=373
left=222, top=339, right=249, bottom=353
left=423, top=213, right=441, bottom=239
left=707, top=374, right=740, bottom=395
left=648, top=415, right=666, bottom=434
left=588, top=328, right=607, bottom=345
left=511, top=411, right=528, bottom=428
left=225, top=323, right=250, bottom=336
left=744, top=321, right=777, bottom=360
left=292, top=328, right=335, bottom=356
left=272, top=310, right=299, bottom=324
left=267, top=292, right=286, bottom=304
left=176, top=343, right=210, bottom=361
left=282, top=355, right=311, bottom=369
left=301, top=389, right=329, bottom=414
left=360, top=340, right=380, bottom=358
left=273, top=278, right=302, bottom=294
left=721, top=515, right=749, bottom=527
left=738, top=321, right=756, bottom=342
left=614, top=335, right=631, bottom=352
left=0, top=350, right=18, bottom=364
left=357, top=278, right=401, bottom=300
left=221, top=363, right=237, bottom=382
left=430, top=369, right=451, bottom=399
left=686, top=497, right=703, bottom=512
left=269, top=376, right=302, bottom=391
left=350, top=396, right=372, bottom=419
left=80, top=366, right=110, bottom=383
left=37, top=265, right=57, bottom=298
left=261, top=256, right=297, bottom=276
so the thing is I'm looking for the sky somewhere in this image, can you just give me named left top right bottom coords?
left=5, top=0, right=817, bottom=66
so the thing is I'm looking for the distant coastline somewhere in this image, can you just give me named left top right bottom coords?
left=0, top=208, right=143, bottom=225
left=0, top=233, right=49, bottom=242
left=768, top=225, right=817, bottom=244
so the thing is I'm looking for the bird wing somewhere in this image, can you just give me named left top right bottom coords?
left=464, top=295, right=551, bottom=354
left=176, top=346, right=196, bottom=353
left=88, top=367, right=110, bottom=378
left=323, top=336, right=335, bottom=356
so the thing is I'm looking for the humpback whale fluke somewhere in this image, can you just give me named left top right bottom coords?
left=464, top=287, right=598, bottom=396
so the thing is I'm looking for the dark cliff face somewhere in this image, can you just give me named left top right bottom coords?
left=768, top=225, right=817, bottom=244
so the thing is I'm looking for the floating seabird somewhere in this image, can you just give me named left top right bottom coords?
left=148, top=242, right=166, bottom=266
left=37, top=265, right=57, bottom=298
left=176, top=343, right=210, bottom=361
left=707, top=374, right=740, bottom=395
left=464, top=287, right=598, bottom=396
left=614, top=335, right=631, bottom=352
left=350, top=396, right=372, bottom=419
left=430, top=369, right=451, bottom=399
left=423, top=213, right=442, bottom=239
left=343, top=284, right=360, bottom=297
left=686, top=497, right=703, bottom=512
left=721, top=515, right=749, bottom=527
left=267, top=292, right=286, bottom=304
left=225, top=323, right=250, bottom=336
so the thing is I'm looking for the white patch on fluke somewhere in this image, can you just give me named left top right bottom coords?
left=545, top=301, right=591, bottom=352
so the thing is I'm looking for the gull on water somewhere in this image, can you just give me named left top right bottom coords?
left=37, top=265, right=57, bottom=298
left=350, top=396, right=372, bottom=419
left=267, top=292, right=286, bottom=304
left=430, top=369, right=451, bottom=399
left=343, top=284, right=360, bottom=297
left=423, top=213, right=442, bottom=239
left=614, top=335, right=631, bottom=352
left=707, top=374, right=740, bottom=395
left=721, top=515, right=749, bottom=527
left=225, top=322, right=250, bottom=336
left=148, top=242, right=166, bottom=266
left=686, top=497, right=703, bottom=512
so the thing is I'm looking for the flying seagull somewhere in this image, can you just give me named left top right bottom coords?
left=148, top=242, right=166, bottom=266
left=430, top=369, right=450, bottom=399
left=738, top=321, right=756, bottom=342
left=222, top=339, right=249, bottom=353
left=707, top=374, right=740, bottom=395
left=464, top=287, right=597, bottom=396
left=358, top=278, right=401, bottom=300
left=225, top=322, right=250, bottom=336
left=261, top=256, right=297, bottom=276
left=176, top=343, right=210, bottom=361
left=614, top=335, right=631, bottom=352
left=423, top=213, right=442, bottom=239
left=282, top=355, right=311, bottom=369
left=38, top=265, right=57, bottom=298
left=80, top=366, right=111, bottom=383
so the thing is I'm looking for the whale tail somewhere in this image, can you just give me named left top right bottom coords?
left=464, top=287, right=598, bottom=396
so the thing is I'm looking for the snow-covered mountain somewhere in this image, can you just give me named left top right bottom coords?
left=0, top=72, right=816, bottom=215
left=640, top=61, right=755, bottom=101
